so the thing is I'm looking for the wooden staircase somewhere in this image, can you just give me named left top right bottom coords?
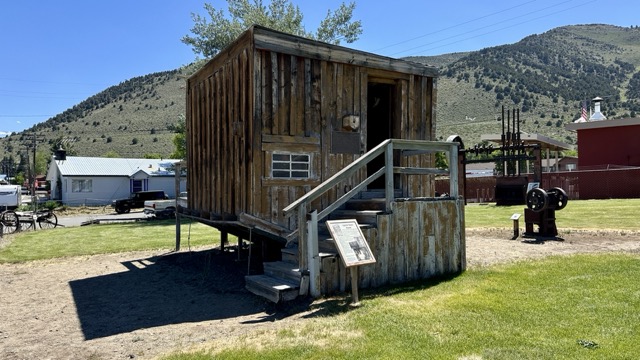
left=244, top=139, right=461, bottom=303
left=245, top=192, right=388, bottom=303
left=244, top=257, right=301, bottom=303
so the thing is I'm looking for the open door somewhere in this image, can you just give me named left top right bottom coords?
left=367, top=82, right=395, bottom=189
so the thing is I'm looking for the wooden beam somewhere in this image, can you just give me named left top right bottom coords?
left=394, top=167, right=448, bottom=175
left=252, top=26, right=438, bottom=78
left=238, top=212, right=291, bottom=238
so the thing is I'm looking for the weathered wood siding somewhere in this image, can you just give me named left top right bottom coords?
left=257, top=52, right=371, bottom=228
left=186, top=26, right=437, bottom=234
left=401, top=76, right=436, bottom=198
left=186, top=38, right=253, bottom=219
left=320, top=198, right=465, bottom=293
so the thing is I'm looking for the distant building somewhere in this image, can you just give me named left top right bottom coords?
left=566, top=117, right=640, bottom=168
left=46, top=156, right=186, bottom=206
left=574, top=96, right=608, bottom=123
left=541, top=156, right=579, bottom=172
left=588, top=96, right=607, bottom=121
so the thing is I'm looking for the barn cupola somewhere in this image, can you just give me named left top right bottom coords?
left=589, top=96, right=607, bottom=121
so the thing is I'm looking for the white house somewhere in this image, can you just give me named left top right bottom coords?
left=47, top=156, right=186, bottom=206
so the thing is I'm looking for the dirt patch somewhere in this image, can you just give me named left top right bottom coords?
left=466, top=228, right=640, bottom=267
left=1, top=228, right=639, bottom=359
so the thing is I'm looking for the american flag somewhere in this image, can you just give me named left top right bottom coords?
left=581, top=100, right=588, bottom=120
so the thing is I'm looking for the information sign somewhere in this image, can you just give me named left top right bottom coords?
left=326, top=219, right=376, bottom=267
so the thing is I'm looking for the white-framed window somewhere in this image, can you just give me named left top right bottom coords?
left=72, top=179, right=93, bottom=193
left=131, top=179, right=144, bottom=193
left=272, top=153, right=311, bottom=179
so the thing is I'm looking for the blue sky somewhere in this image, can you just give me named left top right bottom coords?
left=1, top=0, right=637, bottom=136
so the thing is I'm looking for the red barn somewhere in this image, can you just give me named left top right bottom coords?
left=566, top=117, right=640, bottom=168
left=565, top=116, right=640, bottom=199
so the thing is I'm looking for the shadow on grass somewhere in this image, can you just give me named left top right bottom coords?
left=70, top=247, right=269, bottom=340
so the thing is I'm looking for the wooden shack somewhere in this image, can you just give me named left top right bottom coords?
left=183, top=25, right=465, bottom=302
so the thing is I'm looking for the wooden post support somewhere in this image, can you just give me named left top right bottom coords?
left=174, top=162, right=181, bottom=251
left=221, top=231, right=228, bottom=251
left=326, top=219, right=376, bottom=306
left=511, top=213, right=521, bottom=240
left=31, top=214, right=37, bottom=232
left=384, top=142, right=394, bottom=212
left=307, top=210, right=321, bottom=297
left=350, top=267, right=360, bottom=306
left=175, top=209, right=181, bottom=251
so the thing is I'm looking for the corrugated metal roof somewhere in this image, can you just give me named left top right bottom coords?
left=53, top=156, right=181, bottom=177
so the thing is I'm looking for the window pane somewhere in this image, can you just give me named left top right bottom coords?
left=132, top=179, right=143, bottom=193
left=72, top=179, right=92, bottom=193
left=271, top=153, right=311, bottom=179
left=273, top=154, right=290, bottom=161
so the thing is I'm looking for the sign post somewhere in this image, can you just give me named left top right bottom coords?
left=326, top=219, right=376, bottom=305
left=511, top=213, right=521, bottom=240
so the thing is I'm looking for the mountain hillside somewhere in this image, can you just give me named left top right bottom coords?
left=433, top=24, right=640, bottom=146
left=1, top=24, right=639, bottom=165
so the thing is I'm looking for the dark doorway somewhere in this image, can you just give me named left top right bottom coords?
left=367, top=82, right=394, bottom=189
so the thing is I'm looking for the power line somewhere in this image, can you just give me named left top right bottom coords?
left=373, top=0, right=538, bottom=53
left=391, top=0, right=592, bottom=57
left=0, top=77, right=108, bottom=87
left=0, top=115, right=56, bottom=118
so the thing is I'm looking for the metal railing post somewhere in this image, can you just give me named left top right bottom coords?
left=307, top=210, right=320, bottom=297
left=385, top=141, right=394, bottom=212
left=448, top=143, right=459, bottom=198
left=298, top=203, right=308, bottom=270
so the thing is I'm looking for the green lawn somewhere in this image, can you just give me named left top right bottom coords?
left=0, top=218, right=220, bottom=263
left=464, top=198, right=640, bottom=230
left=165, top=254, right=640, bottom=359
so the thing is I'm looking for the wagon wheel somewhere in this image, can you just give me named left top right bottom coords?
left=1, top=211, right=19, bottom=234
left=38, top=212, right=58, bottom=230
left=549, top=187, right=568, bottom=210
left=20, top=216, right=35, bottom=231
left=526, top=188, right=549, bottom=212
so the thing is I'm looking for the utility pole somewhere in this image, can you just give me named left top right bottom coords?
left=22, top=133, right=45, bottom=211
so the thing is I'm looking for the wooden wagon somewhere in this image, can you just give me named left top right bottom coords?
left=181, top=25, right=465, bottom=302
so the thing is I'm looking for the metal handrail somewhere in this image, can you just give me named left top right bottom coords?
left=283, top=139, right=458, bottom=297
left=283, top=139, right=391, bottom=216
left=283, top=138, right=459, bottom=219
left=283, top=138, right=460, bottom=297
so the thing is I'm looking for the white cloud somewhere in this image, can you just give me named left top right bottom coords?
left=0, top=131, right=9, bottom=138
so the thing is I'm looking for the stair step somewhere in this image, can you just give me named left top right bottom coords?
left=356, top=189, right=402, bottom=199
left=282, top=241, right=338, bottom=259
left=281, top=247, right=298, bottom=264
left=329, top=209, right=384, bottom=224
left=245, top=274, right=300, bottom=303
left=263, top=261, right=302, bottom=283
left=345, top=198, right=387, bottom=211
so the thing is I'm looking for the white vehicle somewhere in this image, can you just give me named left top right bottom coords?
left=177, top=191, right=187, bottom=208
left=143, top=192, right=186, bottom=219
left=0, top=185, right=21, bottom=209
